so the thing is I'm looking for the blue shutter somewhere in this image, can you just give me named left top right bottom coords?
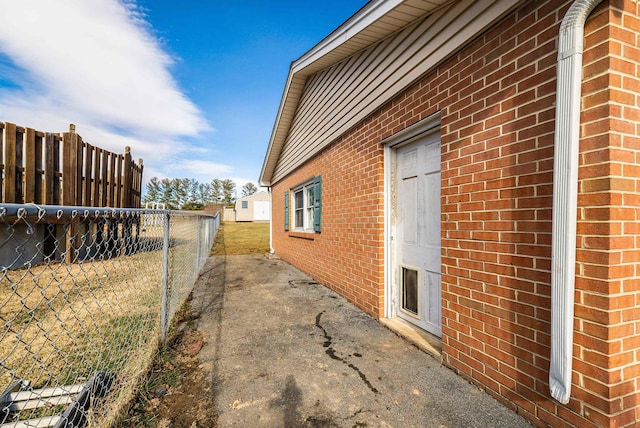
left=313, top=176, right=322, bottom=232
left=284, top=191, right=289, bottom=231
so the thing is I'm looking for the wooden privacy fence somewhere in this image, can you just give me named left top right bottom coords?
left=0, top=122, right=143, bottom=208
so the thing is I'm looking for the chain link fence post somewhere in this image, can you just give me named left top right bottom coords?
left=160, top=212, right=170, bottom=343
left=196, top=215, right=202, bottom=274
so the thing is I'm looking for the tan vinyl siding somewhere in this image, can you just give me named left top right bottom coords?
left=261, top=1, right=453, bottom=186
left=271, top=0, right=519, bottom=183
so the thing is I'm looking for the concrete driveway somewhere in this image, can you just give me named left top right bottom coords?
left=191, top=254, right=531, bottom=428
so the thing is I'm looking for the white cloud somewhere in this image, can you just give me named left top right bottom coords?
left=0, top=0, right=220, bottom=189
left=0, top=0, right=208, bottom=136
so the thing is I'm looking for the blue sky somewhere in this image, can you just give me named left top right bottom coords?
left=0, top=0, right=366, bottom=190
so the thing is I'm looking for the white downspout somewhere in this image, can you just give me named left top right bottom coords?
left=268, top=187, right=274, bottom=254
left=550, top=0, right=603, bottom=405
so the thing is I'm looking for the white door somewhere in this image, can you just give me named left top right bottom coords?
left=253, top=201, right=270, bottom=221
left=394, top=134, right=441, bottom=337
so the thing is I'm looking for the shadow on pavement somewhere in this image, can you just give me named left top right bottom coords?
left=190, top=253, right=532, bottom=428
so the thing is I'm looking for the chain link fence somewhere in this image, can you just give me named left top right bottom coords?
left=0, top=204, right=220, bottom=427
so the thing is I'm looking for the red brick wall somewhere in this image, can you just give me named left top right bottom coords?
left=573, top=1, right=640, bottom=426
left=271, top=1, right=637, bottom=426
left=271, top=125, right=386, bottom=317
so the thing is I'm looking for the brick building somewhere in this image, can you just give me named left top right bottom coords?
left=259, top=1, right=640, bottom=426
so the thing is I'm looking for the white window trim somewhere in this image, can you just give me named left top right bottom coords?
left=292, top=180, right=315, bottom=232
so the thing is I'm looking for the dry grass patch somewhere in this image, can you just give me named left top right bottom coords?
left=0, top=214, right=209, bottom=426
left=0, top=245, right=164, bottom=425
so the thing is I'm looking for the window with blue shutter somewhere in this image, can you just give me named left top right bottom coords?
left=289, top=176, right=322, bottom=233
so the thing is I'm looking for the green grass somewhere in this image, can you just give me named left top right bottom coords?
left=210, top=222, right=270, bottom=255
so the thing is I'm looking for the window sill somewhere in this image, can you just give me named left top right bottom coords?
left=288, top=231, right=316, bottom=240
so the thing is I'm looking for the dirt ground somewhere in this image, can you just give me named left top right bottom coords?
left=117, top=297, right=218, bottom=427
left=151, top=326, right=217, bottom=427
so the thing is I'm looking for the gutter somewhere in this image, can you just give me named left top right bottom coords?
left=550, top=0, right=603, bottom=405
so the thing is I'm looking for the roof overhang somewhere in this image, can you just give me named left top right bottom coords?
left=260, top=0, right=525, bottom=186
left=260, top=0, right=454, bottom=186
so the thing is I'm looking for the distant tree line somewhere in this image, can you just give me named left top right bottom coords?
left=143, top=178, right=258, bottom=210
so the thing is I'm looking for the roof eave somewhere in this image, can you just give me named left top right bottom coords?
left=259, top=0, right=450, bottom=186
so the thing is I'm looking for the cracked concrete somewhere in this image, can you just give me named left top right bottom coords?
left=191, top=254, right=532, bottom=428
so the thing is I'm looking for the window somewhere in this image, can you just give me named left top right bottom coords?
left=241, top=201, right=248, bottom=209
left=293, top=182, right=314, bottom=230
left=287, top=176, right=321, bottom=233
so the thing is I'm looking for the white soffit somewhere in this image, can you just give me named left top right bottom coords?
left=293, top=0, right=450, bottom=76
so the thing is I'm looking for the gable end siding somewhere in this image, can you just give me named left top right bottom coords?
left=271, top=0, right=523, bottom=183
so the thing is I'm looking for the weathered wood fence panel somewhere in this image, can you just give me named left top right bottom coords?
left=0, top=122, right=143, bottom=208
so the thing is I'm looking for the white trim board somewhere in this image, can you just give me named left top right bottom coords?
left=382, top=113, right=441, bottom=345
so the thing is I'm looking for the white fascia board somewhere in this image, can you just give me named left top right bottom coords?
left=259, top=66, right=297, bottom=187
left=292, top=0, right=405, bottom=74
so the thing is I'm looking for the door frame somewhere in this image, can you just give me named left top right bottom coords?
left=382, top=112, right=441, bottom=323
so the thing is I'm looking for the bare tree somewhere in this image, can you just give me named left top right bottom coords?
left=241, top=182, right=258, bottom=197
